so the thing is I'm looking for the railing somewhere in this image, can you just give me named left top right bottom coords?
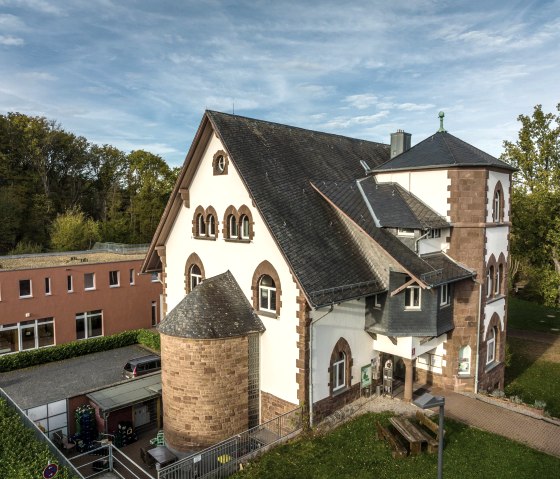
left=92, top=242, right=150, bottom=254
left=158, top=406, right=303, bottom=479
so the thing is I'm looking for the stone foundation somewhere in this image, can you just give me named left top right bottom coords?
left=312, top=383, right=360, bottom=424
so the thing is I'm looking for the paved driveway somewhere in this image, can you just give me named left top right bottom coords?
left=0, top=345, right=154, bottom=409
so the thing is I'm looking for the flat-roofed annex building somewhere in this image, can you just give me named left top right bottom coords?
left=0, top=244, right=162, bottom=354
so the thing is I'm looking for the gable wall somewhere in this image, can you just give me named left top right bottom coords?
left=375, top=170, right=451, bottom=220
left=164, top=132, right=300, bottom=405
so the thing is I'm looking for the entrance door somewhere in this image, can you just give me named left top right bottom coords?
left=133, top=404, right=150, bottom=428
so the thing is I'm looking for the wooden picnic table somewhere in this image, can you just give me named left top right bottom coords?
left=389, top=417, right=427, bottom=455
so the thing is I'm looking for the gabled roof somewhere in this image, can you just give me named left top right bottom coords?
left=159, top=271, right=265, bottom=339
left=311, top=180, right=474, bottom=287
left=358, top=177, right=448, bottom=229
left=373, top=131, right=516, bottom=173
left=205, top=111, right=389, bottom=306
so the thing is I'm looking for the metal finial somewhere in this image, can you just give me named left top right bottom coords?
left=438, top=111, right=446, bottom=132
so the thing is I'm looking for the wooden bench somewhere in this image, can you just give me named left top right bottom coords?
left=389, top=416, right=429, bottom=455
left=376, top=421, right=407, bottom=458
left=415, top=411, right=444, bottom=454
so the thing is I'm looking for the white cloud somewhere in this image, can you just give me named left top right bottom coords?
left=344, top=94, right=378, bottom=110
left=0, top=0, right=65, bottom=16
left=0, top=35, right=24, bottom=46
left=325, top=111, right=390, bottom=129
left=397, top=103, right=435, bottom=112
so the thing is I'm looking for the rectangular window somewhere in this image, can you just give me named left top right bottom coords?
left=440, top=284, right=450, bottom=307
left=76, top=310, right=102, bottom=340
left=84, top=273, right=95, bottom=290
left=397, top=228, right=415, bottom=237
left=20, top=320, right=36, bottom=351
left=37, top=319, right=55, bottom=347
left=109, top=270, right=119, bottom=287
left=151, top=272, right=159, bottom=283
left=151, top=301, right=157, bottom=327
left=429, top=229, right=441, bottom=239
left=45, top=277, right=51, bottom=295
left=0, top=325, right=18, bottom=354
left=19, top=279, right=32, bottom=298
left=405, top=285, right=421, bottom=309
left=67, top=275, right=73, bottom=293
left=332, top=354, right=346, bottom=392
left=129, top=269, right=135, bottom=285
left=0, top=318, right=54, bottom=354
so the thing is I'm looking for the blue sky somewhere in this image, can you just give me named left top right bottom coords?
left=1, top=0, right=559, bottom=167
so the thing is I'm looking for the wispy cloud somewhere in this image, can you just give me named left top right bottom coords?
left=0, top=35, right=24, bottom=46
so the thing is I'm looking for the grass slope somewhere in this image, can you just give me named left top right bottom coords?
left=235, top=413, right=560, bottom=479
left=508, top=297, right=560, bottom=333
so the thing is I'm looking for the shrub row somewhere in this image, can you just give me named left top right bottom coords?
left=0, top=398, right=77, bottom=479
left=0, top=329, right=161, bottom=373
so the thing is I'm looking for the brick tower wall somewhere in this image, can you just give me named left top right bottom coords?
left=161, top=334, right=249, bottom=451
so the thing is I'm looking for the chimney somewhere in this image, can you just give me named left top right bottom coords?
left=390, top=129, right=411, bottom=159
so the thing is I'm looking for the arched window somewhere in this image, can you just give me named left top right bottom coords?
left=208, top=214, right=216, bottom=237
left=197, top=213, right=206, bottom=237
left=486, top=327, right=497, bottom=364
left=458, top=345, right=471, bottom=376
left=495, top=263, right=503, bottom=296
left=189, top=264, right=202, bottom=291
left=329, top=337, right=352, bottom=395
left=492, top=182, right=504, bottom=223
left=228, top=215, right=238, bottom=239
left=184, top=253, right=205, bottom=294
left=332, top=351, right=346, bottom=392
left=252, top=261, right=282, bottom=316
left=259, top=275, right=276, bottom=313
left=487, top=266, right=494, bottom=298
left=240, top=214, right=250, bottom=240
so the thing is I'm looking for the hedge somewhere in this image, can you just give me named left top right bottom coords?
left=0, top=398, right=78, bottom=479
left=0, top=329, right=161, bottom=373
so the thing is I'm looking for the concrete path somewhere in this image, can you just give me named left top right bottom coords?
left=432, top=388, right=560, bottom=458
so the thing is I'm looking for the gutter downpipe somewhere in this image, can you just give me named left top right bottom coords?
left=309, top=303, right=334, bottom=428
left=474, top=280, right=482, bottom=394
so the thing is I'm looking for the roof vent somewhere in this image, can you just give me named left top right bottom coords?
left=390, top=129, right=411, bottom=159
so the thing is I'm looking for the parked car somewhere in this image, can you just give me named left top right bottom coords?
left=123, top=355, right=161, bottom=379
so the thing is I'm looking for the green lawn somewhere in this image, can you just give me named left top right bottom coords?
left=505, top=337, right=560, bottom=418
left=508, top=297, right=560, bottom=333
left=234, top=413, right=560, bottom=479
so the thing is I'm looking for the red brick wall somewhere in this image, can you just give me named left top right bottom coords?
left=312, top=383, right=360, bottom=424
left=161, top=334, right=249, bottom=451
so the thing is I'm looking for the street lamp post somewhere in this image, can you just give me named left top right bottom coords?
left=413, top=393, right=445, bottom=479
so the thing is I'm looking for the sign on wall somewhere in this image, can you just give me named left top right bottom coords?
left=360, top=364, right=372, bottom=388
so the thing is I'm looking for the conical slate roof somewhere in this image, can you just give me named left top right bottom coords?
left=159, top=270, right=265, bottom=339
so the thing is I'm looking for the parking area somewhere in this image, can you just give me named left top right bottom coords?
left=0, top=344, right=152, bottom=410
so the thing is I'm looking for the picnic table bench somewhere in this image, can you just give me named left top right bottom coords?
left=375, top=422, right=407, bottom=458
left=389, top=416, right=429, bottom=455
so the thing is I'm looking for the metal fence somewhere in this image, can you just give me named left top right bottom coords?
left=0, top=388, right=84, bottom=478
left=92, top=242, right=150, bottom=254
left=158, top=406, right=303, bottom=479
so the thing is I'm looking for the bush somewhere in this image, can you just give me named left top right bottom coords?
left=137, top=328, right=160, bottom=352
left=0, top=398, right=77, bottom=478
left=0, top=330, right=139, bottom=373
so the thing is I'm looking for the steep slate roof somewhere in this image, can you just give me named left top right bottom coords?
left=373, top=131, right=516, bottom=172
left=311, top=180, right=473, bottom=287
left=159, top=271, right=265, bottom=339
left=207, top=111, right=388, bottom=306
left=358, top=177, right=448, bottom=229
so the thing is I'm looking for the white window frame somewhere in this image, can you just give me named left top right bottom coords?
left=404, top=285, right=421, bottom=309
left=151, top=272, right=159, bottom=283
left=45, top=277, right=51, bottom=296
left=190, top=265, right=202, bottom=291
left=20, top=318, right=55, bottom=351
left=228, top=215, right=238, bottom=239
left=129, top=269, right=135, bottom=285
left=440, top=283, right=450, bottom=307
left=67, top=275, right=73, bottom=293
left=487, top=266, right=494, bottom=298
left=397, top=228, right=415, bottom=237
left=258, top=275, right=276, bottom=313
left=495, top=264, right=502, bottom=296
left=109, top=270, right=120, bottom=288
left=373, top=294, right=381, bottom=308
left=332, top=352, right=346, bottom=392
left=240, top=215, right=250, bottom=240
left=151, top=301, right=157, bottom=327
left=76, top=310, right=103, bottom=340
left=458, top=345, right=471, bottom=376
left=84, top=273, right=95, bottom=291
left=208, top=215, right=216, bottom=237
left=197, top=213, right=206, bottom=237
left=493, top=190, right=501, bottom=223
left=429, top=228, right=441, bottom=239
left=486, top=327, right=496, bottom=365
left=19, top=279, right=32, bottom=298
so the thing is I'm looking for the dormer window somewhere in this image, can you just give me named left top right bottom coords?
left=405, top=284, right=421, bottom=309
left=397, top=228, right=415, bottom=237
left=429, top=229, right=441, bottom=239
left=440, top=283, right=450, bottom=307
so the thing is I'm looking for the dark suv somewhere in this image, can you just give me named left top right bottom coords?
left=123, top=355, right=161, bottom=379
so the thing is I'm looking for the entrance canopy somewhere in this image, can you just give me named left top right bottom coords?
left=87, top=372, right=161, bottom=413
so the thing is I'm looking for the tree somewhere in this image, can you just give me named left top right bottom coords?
left=50, top=207, right=101, bottom=251
left=502, top=103, right=560, bottom=305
